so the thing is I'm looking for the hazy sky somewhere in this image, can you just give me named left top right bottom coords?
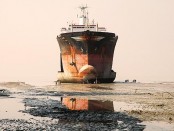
left=0, top=0, right=174, bottom=85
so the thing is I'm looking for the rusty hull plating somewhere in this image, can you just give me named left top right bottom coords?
left=57, top=31, right=118, bottom=83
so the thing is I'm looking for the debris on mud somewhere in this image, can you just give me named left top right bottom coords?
left=0, top=89, right=10, bottom=97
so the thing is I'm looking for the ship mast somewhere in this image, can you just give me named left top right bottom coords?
left=61, top=5, right=106, bottom=33
left=79, top=5, right=88, bottom=25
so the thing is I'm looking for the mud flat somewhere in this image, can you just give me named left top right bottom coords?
left=0, top=82, right=174, bottom=130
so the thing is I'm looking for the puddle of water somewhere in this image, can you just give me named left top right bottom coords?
left=0, top=97, right=53, bottom=122
left=61, top=97, right=145, bottom=112
left=62, top=97, right=114, bottom=111
left=0, top=98, right=31, bottom=120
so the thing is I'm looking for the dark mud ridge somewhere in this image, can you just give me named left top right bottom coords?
left=0, top=89, right=10, bottom=97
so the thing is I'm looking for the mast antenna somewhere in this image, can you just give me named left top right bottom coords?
left=78, top=5, right=89, bottom=25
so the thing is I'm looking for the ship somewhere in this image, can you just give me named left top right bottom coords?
left=56, top=6, right=118, bottom=84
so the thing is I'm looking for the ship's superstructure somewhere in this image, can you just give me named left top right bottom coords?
left=57, top=6, right=118, bottom=83
left=61, top=6, right=106, bottom=33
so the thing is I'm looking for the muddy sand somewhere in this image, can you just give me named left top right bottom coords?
left=0, top=82, right=174, bottom=130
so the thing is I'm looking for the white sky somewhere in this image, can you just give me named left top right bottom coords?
left=0, top=0, right=174, bottom=85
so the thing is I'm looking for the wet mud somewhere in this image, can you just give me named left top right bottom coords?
left=22, top=98, right=145, bottom=130
left=0, top=82, right=174, bottom=130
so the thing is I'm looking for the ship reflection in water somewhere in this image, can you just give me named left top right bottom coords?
left=61, top=97, right=114, bottom=111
